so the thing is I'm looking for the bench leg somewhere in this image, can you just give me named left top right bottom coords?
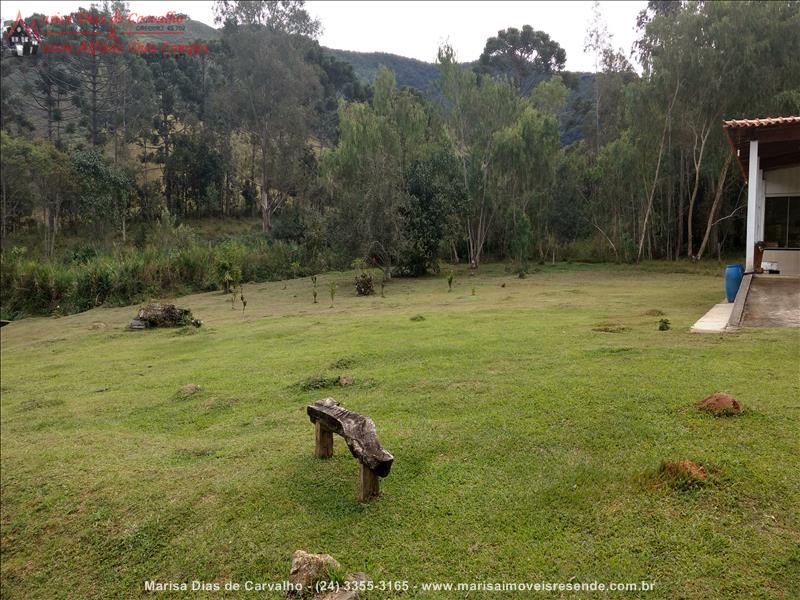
left=358, top=463, right=380, bottom=502
left=315, top=422, right=334, bottom=458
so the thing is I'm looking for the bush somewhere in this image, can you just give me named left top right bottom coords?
left=66, top=244, right=99, bottom=265
left=355, top=272, right=374, bottom=296
left=74, top=260, right=115, bottom=311
left=214, top=239, right=246, bottom=292
left=176, top=244, right=215, bottom=291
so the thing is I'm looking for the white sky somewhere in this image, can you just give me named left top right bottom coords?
left=2, top=1, right=647, bottom=71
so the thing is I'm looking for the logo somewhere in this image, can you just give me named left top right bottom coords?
left=4, top=12, right=41, bottom=56
left=3, top=9, right=208, bottom=57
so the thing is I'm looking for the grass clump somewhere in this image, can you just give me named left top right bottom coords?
left=410, top=314, right=425, bottom=322
left=329, top=357, right=356, bottom=369
left=297, top=374, right=339, bottom=391
left=658, top=318, right=671, bottom=331
left=592, top=324, right=627, bottom=333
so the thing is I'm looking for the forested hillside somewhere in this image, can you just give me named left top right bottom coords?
left=2, top=0, right=799, bottom=319
left=324, top=48, right=593, bottom=144
left=325, top=48, right=441, bottom=91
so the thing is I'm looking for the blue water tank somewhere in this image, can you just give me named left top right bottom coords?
left=725, top=264, right=744, bottom=302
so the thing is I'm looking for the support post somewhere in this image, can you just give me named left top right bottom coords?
left=314, top=421, right=333, bottom=458
left=746, top=140, right=759, bottom=270
left=358, top=463, right=380, bottom=502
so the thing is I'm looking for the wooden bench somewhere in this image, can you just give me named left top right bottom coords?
left=307, top=398, right=393, bottom=502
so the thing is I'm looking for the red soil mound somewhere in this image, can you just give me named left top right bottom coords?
left=661, top=460, right=707, bottom=480
left=656, top=460, right=710, bottom=490
left=697, top=393, right=742, bottom=416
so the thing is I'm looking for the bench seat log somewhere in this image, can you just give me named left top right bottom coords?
left=307, top=398, right=394, bottom=479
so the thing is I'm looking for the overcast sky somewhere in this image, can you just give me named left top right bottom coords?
left=2, top=1, right=647, bottom=71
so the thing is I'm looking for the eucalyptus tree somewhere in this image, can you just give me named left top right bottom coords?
left=493, top=102, right=561, bottom=261
left=219, top=27, right=321, bottom=232
left=437, top=45, right=523, bottom=268
left=323, top=67, right=428, bottom=273
left=636, top=0, right=800, bottom=259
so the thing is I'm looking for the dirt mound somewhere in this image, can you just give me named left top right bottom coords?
left=643, top=309, right=666, bottom=316
left=697, top=393, right=742, bottom=416
left=657, top=460, right=709, bottom=490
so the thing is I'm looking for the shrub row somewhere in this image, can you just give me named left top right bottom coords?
left=0, top=239, right=336, bottom=319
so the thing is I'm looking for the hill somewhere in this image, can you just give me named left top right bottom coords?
left=324, top=48, right=442, bottom=92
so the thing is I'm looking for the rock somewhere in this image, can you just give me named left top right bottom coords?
left=337, top=376, right=354, bottom=387
left=289, top=550, right=341, bottom=596
left=697, top=393, right=742, bottom=416
left=179, top=384, right=201, bottom=397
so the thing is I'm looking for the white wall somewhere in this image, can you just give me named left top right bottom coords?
left=765, top=165, right=800, bottom=196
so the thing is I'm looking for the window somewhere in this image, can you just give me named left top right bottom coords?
left=764, top=196, right=800, bottom=248
left=790, top=198, right=800, bottom=248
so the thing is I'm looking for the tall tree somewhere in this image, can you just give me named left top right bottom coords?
left=220, top=27, right=321, bottom=232
left=478, top=25, right=566, bottom=91
left=214, top=0, right=320, bottom=36
left=323, top=67, right=427, bottom=272
left=438, top=45, right=522, bottom=268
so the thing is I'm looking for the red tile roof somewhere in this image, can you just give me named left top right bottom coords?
left=723, top=116, right=800, bottom=179
left=723, top=116, right=800, bottom=129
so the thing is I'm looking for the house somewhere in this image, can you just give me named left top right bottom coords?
left=4, top=15, right=41, bottom=56
left=692, top=116, right=799, bottom=331
left=723, top=116, right=800, bottom=275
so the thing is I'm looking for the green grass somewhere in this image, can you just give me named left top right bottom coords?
left=1, top=262, right=798, bottom=598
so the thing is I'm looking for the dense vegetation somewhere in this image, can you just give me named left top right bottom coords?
left=2, top=0, right=799, bottom=319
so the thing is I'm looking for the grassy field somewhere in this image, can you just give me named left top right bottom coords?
left=1, top=262, right=798, bottom=598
